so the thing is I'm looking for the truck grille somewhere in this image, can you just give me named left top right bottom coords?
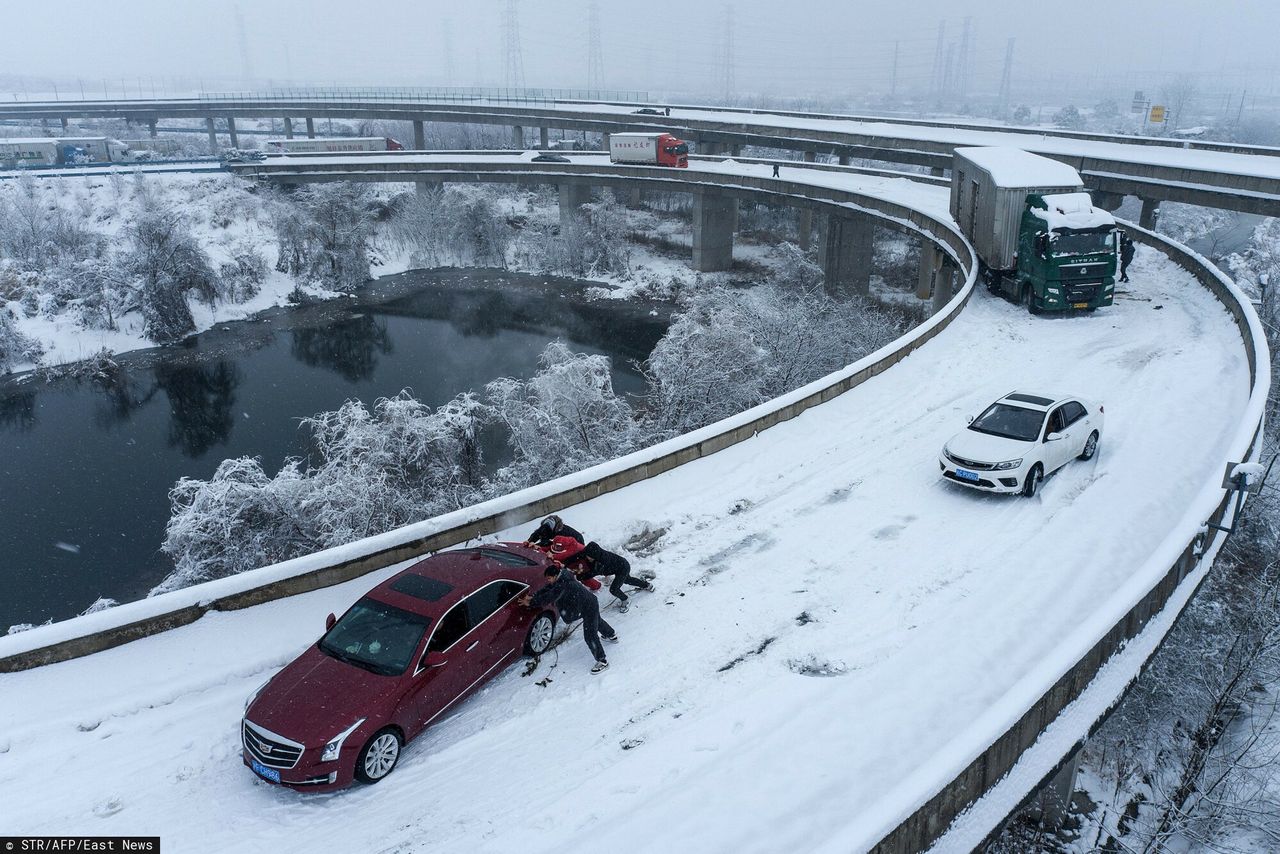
left=243, top=720, right=304, bottom=769
left=1063, top=283, right=1101, bottom=302
left=945, top=451, right=994, bottom=471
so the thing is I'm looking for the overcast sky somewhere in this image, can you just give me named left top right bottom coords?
left=1, top=0, right=1277, bottom=102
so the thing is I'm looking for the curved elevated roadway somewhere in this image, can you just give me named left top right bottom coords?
left=0, top=144, right=1267, bottom=853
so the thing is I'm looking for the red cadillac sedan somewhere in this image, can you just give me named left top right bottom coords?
left=241, top=543, right=560, bottom=791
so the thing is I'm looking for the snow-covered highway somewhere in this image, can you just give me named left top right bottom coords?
left=0, top=242, right=1250, bottom=852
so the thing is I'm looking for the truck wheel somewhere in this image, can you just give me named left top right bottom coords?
left=1024, top=287, right=1042, bottom=316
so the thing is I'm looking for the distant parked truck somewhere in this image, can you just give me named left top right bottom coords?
left=265, top=137, right=405, bottom=154
left=952, top=146, right=1120, bottom=313
left=0, top=136, right=128, bottom=167
left=608, top=132, right=689, bottom=168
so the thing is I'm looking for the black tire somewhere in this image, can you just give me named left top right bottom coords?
left=1078, top=431, right=1100, bottom=461
left=523, top=612, right=556, bottom=656
left=354, top=727, right=402, bottom=785
left=1021, top=464, right=1043, bottom=497
left=1024, top=286, right=1042, bottom=316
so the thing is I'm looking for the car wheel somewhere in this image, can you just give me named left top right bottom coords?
left=1079, top=431, right=1100, bottom=461
left=355, top=728, right=401, bottom=785
left=1021, top=463, right=1043, bottom=497
left=523, top=612, right=556, bottom=656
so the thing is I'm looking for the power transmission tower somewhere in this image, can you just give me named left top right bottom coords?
left=890, top=41, right=899, bottom=99
left=930, top=21, right=946, bottom=97
left=720, top=5, right=736, bottom=102
left=942, top=43, right=955, bottom=97
left=957, top=16, right=971, bottom=98
left=233, top=5, right=255, bottom=89
left=442, top=19, right=456, bottom=86
left=501, top=0, right=526, bottom=90
left=997, top=37, right=1015, bottom=117
left=587, top=1, right=605, bottom=91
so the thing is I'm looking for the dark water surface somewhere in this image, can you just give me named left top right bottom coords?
left=0, top=269, right=666, bottom=629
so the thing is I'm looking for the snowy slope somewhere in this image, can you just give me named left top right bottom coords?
left=0, top=247, right=1250, bottom=852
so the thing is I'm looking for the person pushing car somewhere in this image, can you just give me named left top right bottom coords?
left=521, top=565, right=618, bottom=674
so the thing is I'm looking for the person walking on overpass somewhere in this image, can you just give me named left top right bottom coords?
left=522, top=565, right=618, bottom=674
left=771, top=163, right=780, bottom=178
left=571, top=542, right=654, bottom=614
left=1119, top=232, right=1135, bottom=283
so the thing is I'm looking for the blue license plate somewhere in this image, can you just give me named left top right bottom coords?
left=251, top=759, right=281, bottom=783
left=955, top=468, right=980, bottom=482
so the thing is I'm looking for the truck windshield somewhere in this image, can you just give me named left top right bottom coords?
left=1051, top=229, right=1113, bottom=256
left=319, top=598, right=430, bottom=676
left=664, top=143, right=689, bottom=155
left=968, top=403, right=1046, bottom=442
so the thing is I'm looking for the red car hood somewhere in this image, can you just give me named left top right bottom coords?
left=246, top=645, right=395, bottom=746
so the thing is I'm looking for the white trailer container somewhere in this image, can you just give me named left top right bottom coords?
left=265, top=137, right=401, bottom=154
left=0, top=138, right=60, bottom=166
left=55, top=137, right=130, bottom=162
left=609, top=133, right=661, bottom=164
left=951, top=147, right=1084, bottom=271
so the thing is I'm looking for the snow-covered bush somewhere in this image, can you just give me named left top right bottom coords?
left=218, top=244, right=268, bottom=303
left=541, top=202, right=632, bottom=278
left=269, top=183, right=376, bottom=292
left=0, top=305, right=43, bottom=372
left=486, top=341, right=644, bottom=489
left=122, top=207, right=220, bottom=342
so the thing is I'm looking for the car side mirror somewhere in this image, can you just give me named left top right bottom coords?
left=325, top=613, right=336, bottom=631
left=966, top=415, right=974, bottom=424
left=1045, top=432, right=1064, bottom=442
left=422, top=651, right=448, bottom=669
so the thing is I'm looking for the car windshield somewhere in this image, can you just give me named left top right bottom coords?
left=968, top=403, right=1046, bottom=442
left=1051, top=229, right=1113, bottom=256
left=319, top=598, right=430, bottom=676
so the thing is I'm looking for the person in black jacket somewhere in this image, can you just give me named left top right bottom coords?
left=1119, top=233, right=1136, bottom=283
left=523, top=566, right=617, bottom=673
left=572, top=541, right=654, bottom=614
left=527, top=514, right=585, bottom=548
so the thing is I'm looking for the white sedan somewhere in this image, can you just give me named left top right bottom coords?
left=939, top=392, right=1104, bottom=497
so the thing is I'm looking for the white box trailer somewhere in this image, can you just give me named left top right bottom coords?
left=0, top=136, right=128, bottom=166
left=265, top=137, right=404, bottom=154
left=951, top=146, right=1084, bottom=271
left=55, top=137, right=130, bottom=162
left=608, top=132, right=689, bottom=167
left=0, top=138, right=60, bottom=166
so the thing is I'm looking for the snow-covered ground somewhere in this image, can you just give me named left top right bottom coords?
left=0, top=245, right=1251, bottom=852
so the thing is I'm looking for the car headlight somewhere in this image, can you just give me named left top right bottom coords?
left=244, top=680, right=268, bottom=712
left=993, top=458, right=1023, bottom=470
left=320, top=718, right=366, bottom=763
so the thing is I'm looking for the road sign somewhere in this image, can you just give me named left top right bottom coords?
left=1149, top=105, right=1166, bottom=123
left=1131, top=91, right=1146, bottom=113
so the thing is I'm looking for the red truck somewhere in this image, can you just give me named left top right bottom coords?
left=608, top=132, right=689, bottom=168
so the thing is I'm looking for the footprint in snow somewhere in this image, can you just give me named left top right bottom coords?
left=94, top=797, right=124, bottom=818
left=788, top=655, right=850, bottom=678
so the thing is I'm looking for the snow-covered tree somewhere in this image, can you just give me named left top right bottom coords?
left=0, top=305, right=43, bottom=372
left=122, top=206, right=219, bottom=342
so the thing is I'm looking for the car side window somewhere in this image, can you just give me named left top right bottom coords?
left=1062, top=401, right=1086, bottom=425
left=1046, top=408, right=1066, bottom=437
left=426, top=603, right=471, bottom=654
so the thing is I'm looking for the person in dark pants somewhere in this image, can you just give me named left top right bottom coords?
left=571, top=542, right=654, bottom=614
left=1119, top=233, right=1135, bottom=283
left=523, top=566, right=617, bottom=673
left=664, top=107, right=670, bottom=116
left=771, top=163, right=780, bottom=178
left=527, top=514, right=584, bottom=548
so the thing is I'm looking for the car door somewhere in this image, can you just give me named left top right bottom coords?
left=462, top=580, right=529, bottom=677
left=1060, top=401, right=1089, bottom=458
left=402, top=601, right=475, bottom=737
left=1042, top=407, right=1071, bottom=472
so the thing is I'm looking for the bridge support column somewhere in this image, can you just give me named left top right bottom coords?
left=917, top=244, right=939, bottom=299
left=540, top=127, right=549, bottom=149
left=729, top=144, right=742, bottom=157
left=413, top=120, right=425, bottom=150
left=700, top=141, right=723, bottom=156
left=1032, top=750, right=1081, bottom=829
left=601, top=133, right=610, bottom=152
left=511, top=125, right=524, bottom=149
left=626, top=186, right=643, bottom=209
left=822, top=214, right=874, bottom=297
left=692, top=192, right=737, bottom=272
left=1092, top=190, right=1124, bottom=212
left=930, top=166, right=946, bottom=177
left=559, top=184, right=592, bottom=224
left=60, top=117, right=69, bottom=130
left=206, top=117, right=218, bottom=154
left=796, top=152, right=818, bottom=250
left=1139, top=197, right=1161, bottom=230
left=306, top=117, right=316, bottom=138
left=838, top=154, right=850, bottom=166
left=283, top=117, right=294, bottom=139
left=148, top=119, right=157, bottom=139
left=932, top=261, right=955, bottom=313
left=226, top=117, right=239, bottom=149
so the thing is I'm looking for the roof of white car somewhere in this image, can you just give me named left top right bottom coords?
left=998, top=391, right=1074, bottom=410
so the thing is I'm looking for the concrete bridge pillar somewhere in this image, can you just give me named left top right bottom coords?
left=1139, top=197, right=1161, bottom=230
left=226, top=117, right=239, bottom=149
left=700, top=140, right=723, bottom=156
left=932, top=261, right=956, bottom=313
left=559, top=184, right=592, bottom=224
left=601, top=133, right=611, bottom=152
left=511, top=125, right=524, bottom=149
left=283, top=117, right=294, bottom=139
left=693, top=191, right=737, bottom=272
left=206, top=117, right=218, bottom=154
left=1092, top=190, right=1124, bottom=212
left=413, top=120, right=425, bottom=150
left=930, top=166, right=946, bottom=178
left=822, top=214, right=874, bottom=297
left=626, top=186, right=643, bottom=209
left=796, top=152, right=818, bottom=250
left=306, top=117, right=316, bottom=138
left=148, top=119, right=157, bottom=139
left=60, top=117, right=69, bottom=130
left=838, top=154, right=850, bottom=166
left=540, top=127, right=550, bottom=149
left=917, top=243, right=939, bottom=299
left=1032, top=750, right=1081, bottom=829
left=729, top=144, right=742, bottom=157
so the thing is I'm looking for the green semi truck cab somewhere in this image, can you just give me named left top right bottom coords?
left=952, top=147, right=1121, bottom=315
